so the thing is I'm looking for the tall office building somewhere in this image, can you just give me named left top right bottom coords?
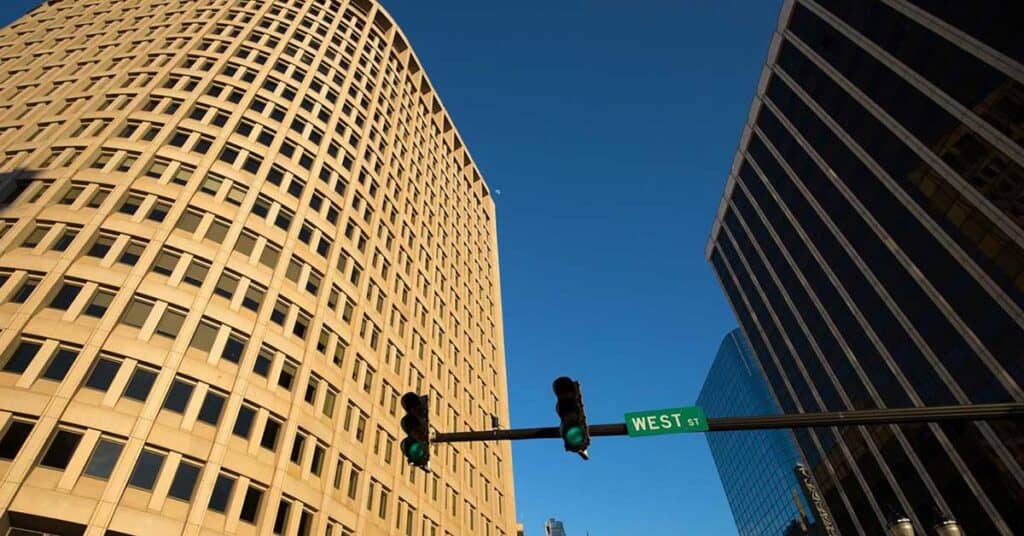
left=707, top=0, right=1023, bottom=534
left=0, top=1, right=516, bottom=535
left=698, top=329, right=824, bottom=535
left=544, top=518, right=566, bottom=536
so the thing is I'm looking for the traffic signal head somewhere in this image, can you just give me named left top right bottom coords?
left=552, top=376, right=590, bottom=459
left=400, top=392, right=430, bottom=468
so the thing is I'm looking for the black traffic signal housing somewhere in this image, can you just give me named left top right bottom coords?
left=400, top=392, right=431, bottom=469
left=553, top=376, right=590, bottom=459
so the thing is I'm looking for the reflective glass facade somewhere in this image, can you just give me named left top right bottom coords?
left=707, top=1, right=1024, bottom=534
left=699, top=329, right=818, bottom=536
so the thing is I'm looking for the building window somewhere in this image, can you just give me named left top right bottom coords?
left=208, top=473, right=236, bottom=512
left=240, top=485, right=264, bottom=523
left=40, top=429, right=83, bottom=469
left=0, top=420, right=34, bottom=460
left=83, top=439, right=124, bottom=479
left=273, top=499, right=291, bottom=535
left=128, top=449, right=165, bottom=490
left=3, top=340, right=42, bottom=374
left=11, top=277, right=40, bottom=303
left=163, top=379, right=194, bottom=413
left=49, top=283, right=82, bottom=310
left=41, top=347, right=78, bottom=381
left=168, top=460, right=201, bottom=501
left=84, top=289, right=115, bottom=318
left=197, top=390, right=226, bottom=425
left=233, top=405, right=257, bottom=438
left=123, top=366, right=158, bottom=401
left=121, top=297, right=154, bottom=328
left=85, top=357, right=120, bottom=391
left=261, top=418, right=281, bottom=451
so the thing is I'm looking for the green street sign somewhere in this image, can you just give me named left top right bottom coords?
left=624, top=406, right=709, bottom=437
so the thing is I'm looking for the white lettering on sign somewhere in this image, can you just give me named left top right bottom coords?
left=647, top=416, right=660, bottom=430
left=659, top=415, right=672, bottom=428
left=671, top=413, right=683, bottom=427
left=631, top=416, right=648, bottom=431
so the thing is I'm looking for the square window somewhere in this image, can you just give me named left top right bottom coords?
left=176, top=210, right=203, bottom=233
left=243, top=285, right=264, bottom=312
left=88, top=235, right=115, bottom=258
left=121, top=299, right=153, bottom=328
left=3, top=341, right=41, bottom=373
left=49, top=283, right=82, bottom=310
left=260, top=418, right=280, bottom=450
left=11, top=278, right=39, bottom=303
left=119, top=242, right=146, bottom=266
left=151, top=250, right=180, bottom=276
left=123, top=367, right=157, bottom=401
left=84, top=290, right=114, bottom=318
left=198, top=391, right=225, bottom=425
left=240, top=485, right=263, bottom=523
left=42, top=348, right=78, bottom=381
left=168, top=461, right=201, bottom=501
left=52, top=230, right=77, bottom=251
left=254, top=348, right=273, bottom=377
left=155, top=308, right=186, bottom=338
left=183, top=261, right=209, bottom=287
left=128, top=450, right=165, bottom=490
left=85, top=357, right=120, bottom=390
left=278, top=361, right=296, bottom=390
left=206, top=219, right=229, bottom=243
left=209, top=474, right=236, bottom=512
left=40, top=429, right=82, bottom=469
left=213, top=272, right=238, bottom=299
left=119, top=194, right=144, bottom=215
left=222, top=334, right=246, bottom=363
left=163, top=379, right=194, bottom=413
left=233, top=405, right=256, bottom=438
left=83, top=439, right=123, bottom=479
left=0, top=420, right=33, bottom=460
left=147, top=201, right=172, bottom=222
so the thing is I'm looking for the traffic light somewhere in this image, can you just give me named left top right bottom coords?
left=400, top=392, right=430, bottom=469
left=552, top=376, right=590, bottom=459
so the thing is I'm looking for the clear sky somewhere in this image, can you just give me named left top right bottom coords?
left=0, top=1, right=782, bottom=534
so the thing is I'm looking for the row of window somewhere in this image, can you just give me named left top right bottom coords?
left=0, top=417, right=357, bottom=536
left=0, top=327, right=505, bottom=490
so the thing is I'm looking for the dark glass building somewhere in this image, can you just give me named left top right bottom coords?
left=698, top=329, right=824, bottom=536
left=706, top=0, right=1024, bottom=534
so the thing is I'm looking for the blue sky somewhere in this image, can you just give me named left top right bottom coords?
left=0, top=1, right=782, bottom=534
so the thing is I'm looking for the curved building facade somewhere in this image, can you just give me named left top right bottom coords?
left=0, top=1, right=515, bottom=535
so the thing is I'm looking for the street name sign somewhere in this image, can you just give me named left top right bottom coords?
left=624, top=406, right=709, bottom=437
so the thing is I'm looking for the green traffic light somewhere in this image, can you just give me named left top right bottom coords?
left=564, top=425, right=585, bottom=447
left=405, top=440, right=427, bottom=463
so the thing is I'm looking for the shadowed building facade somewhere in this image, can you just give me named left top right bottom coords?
left=0, top=1, right=516, bottom=535
left=698, top=330, right=823, bottom=536
left=707, top=0, right=1024, bottom=534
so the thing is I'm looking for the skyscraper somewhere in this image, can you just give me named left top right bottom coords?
left=545, top=518, right=566, bottom=536
left=707, top=0, right=1023, bottom=534
left=698, top=329, right=825, bottom=535
left=0, top=1, right=515, bottom=535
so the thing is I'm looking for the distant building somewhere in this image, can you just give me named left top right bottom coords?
left=545, top=518, right=567, bottom=536
left=698, top=330, right=828, bottom=535
left=517, top=521, right=525, bottom=536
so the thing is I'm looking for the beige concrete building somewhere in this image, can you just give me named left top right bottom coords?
left=0, top=1, right=516, bottom=535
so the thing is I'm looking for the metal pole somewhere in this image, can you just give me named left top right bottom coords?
left=432, top=402, right=1024, bottom=444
